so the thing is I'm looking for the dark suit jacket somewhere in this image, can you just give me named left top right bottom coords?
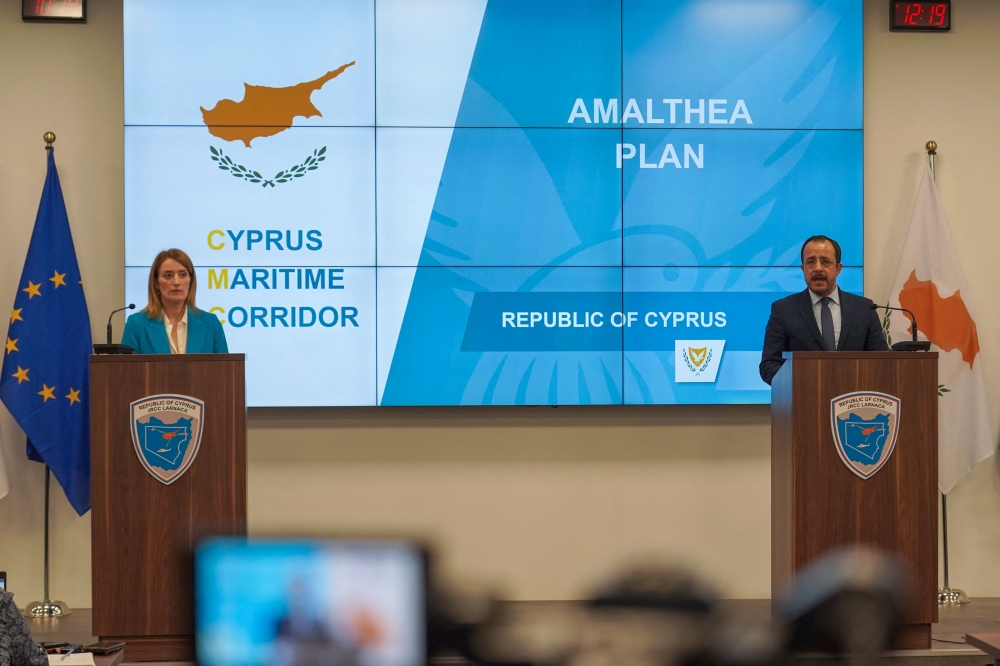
left=121, top=306, right=228, bottom=354
left=759, top=288, right=889, bottom=385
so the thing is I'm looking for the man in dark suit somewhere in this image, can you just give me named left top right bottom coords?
left=759, top=235, right=889, bottom=385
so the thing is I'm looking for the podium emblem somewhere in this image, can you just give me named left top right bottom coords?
left=130, top=394, right=205, bottom=485
left=830, top=392, right=900, bottom=479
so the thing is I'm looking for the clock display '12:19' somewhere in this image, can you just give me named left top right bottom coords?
left=22, top=0, right=86, bottom=21
left=891, top=2, right=951, bottom=30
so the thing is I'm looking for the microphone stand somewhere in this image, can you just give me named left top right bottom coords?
left=870, top=303, right=930, bottom=351
left=94, top=304, right=136, bottom=354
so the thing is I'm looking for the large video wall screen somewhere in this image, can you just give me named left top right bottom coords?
left=124, top=0, right=863, bottom=406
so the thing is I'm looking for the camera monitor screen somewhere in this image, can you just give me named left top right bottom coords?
left=195, top=538, right=426, bottom=666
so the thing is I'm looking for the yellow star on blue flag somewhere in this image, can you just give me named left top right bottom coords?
left=0, top=148, right=92, bottom=515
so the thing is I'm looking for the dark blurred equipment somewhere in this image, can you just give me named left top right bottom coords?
left=429, top=548, right=908, bottom=666
left=777, top=547, right=908, bottom=656
left=589, top=565, right=719, bottom=614
left=427, top=581, right=503, bottom=662
left=429, top=565, right=757, bottom=666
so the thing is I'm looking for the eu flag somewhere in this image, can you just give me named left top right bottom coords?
left=1, top=149, right=92, bottom=515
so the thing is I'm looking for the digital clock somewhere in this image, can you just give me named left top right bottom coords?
left=22, top=0, right=86, bottom=23
left=890, top=1, right=950, bottom=31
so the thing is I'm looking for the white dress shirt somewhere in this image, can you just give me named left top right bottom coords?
left=809, top=287, right=841, bottom=349
left=165, top=309, right=188, bottom=355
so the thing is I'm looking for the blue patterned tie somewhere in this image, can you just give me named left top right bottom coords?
left=821, top=297, right=836, bottom=351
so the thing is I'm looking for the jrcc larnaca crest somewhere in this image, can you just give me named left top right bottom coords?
left=130, top=395, right=205, bottom=485
left=830, top=392, right=900, bottom=479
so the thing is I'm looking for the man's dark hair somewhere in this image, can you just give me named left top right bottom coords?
left=800, top=235, right=842, bottom=264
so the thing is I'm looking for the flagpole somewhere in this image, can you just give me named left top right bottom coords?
left=927, top=139, right=970, bottom=606
left=21, top=132, right=72, bottom=618
left=23, top=466, right=71, bottom=616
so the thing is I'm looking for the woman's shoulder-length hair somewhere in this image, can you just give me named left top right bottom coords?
left=144, top=248, right=199, bottom=319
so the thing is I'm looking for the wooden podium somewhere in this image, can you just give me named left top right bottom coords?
left=90, top=354, right=247, bottom=662
left=771, top=352, right=938, bottom=649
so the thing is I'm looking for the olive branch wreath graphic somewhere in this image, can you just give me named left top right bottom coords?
left=210, top=146, right=326, bottom=187
left=682, top=348, right=713, bottom=375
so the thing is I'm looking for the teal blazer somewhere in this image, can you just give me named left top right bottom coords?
left=121, top=307, right=228, bottom=354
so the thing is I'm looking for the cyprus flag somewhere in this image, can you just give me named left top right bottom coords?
left=886, top=160, right=993, bottom=494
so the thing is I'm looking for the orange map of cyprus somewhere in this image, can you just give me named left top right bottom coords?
left=200, top=61, right=355, bottom=147
left=897, top=270, right=981, bottom=367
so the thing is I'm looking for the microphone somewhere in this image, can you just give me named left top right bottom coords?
left=107, top=304, right=136, bottom=345
left=870, top=302, right=919, bottom=342
left=871, top=303, right=930, bottom=351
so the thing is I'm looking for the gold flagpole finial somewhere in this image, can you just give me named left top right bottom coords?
left=43, top=132, right=56, bottom=149
left=926, top=141, right=938, bottom=181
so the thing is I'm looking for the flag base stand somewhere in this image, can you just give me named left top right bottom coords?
left=937, top=491, right=970, bottom=606
left=23, top=600, right=71, bottom=617
left=22, top=465, right=72, bottom=617
left=938, top=587, right=970, bottom=605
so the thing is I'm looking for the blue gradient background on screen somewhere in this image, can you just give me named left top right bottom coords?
left=380, top=0, right=862, bottom=405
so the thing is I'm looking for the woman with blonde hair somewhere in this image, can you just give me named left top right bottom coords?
left=121, top=249, right=228, bottom=354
